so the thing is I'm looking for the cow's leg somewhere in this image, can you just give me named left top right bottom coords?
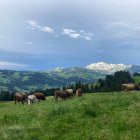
left=31, top=100, right=34, bottom=104
left=14, top=96, right=17, bottom=104
left=56, top=96, right=58, bottom=101
left=28, top=99, right=30, bottom=105
left=22, top=101, right=24, bottom=105
left=54, top=94, right=56, bottom=100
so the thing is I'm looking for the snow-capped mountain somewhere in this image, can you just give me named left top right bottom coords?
left=128, top=64, right=140, bottom=74
left=86, top=62, right=132, bottom=74
left=51, top=62, right=140, bottom=75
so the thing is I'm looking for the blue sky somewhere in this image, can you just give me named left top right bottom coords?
left=0, top=0, right=140, bottom=70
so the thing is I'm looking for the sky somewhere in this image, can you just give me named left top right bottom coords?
left=0, top=0, right=140, bottom=70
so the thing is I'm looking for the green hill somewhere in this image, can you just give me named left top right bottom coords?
left=0, top=69, right=105, bottom=91
left=0, top=92, right=139, bottom=140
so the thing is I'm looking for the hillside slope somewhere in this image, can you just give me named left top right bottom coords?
left=0, top=69, right=105, bottom=91
left=0, top=92, right=139, bottom=140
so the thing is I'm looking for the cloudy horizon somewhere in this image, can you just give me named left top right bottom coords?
left=0, top=0, right=140, bottom=70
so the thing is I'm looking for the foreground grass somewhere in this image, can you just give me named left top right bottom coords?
left=0, top=92, right=140, bottom=140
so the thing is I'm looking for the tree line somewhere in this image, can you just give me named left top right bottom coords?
left=0, top=71, right=138, bottom=101
left=97, top=71, right=134, bottom=92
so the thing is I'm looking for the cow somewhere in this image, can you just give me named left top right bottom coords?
left=76, top=88, right=82, bottom=97
left=122, top=83, right=139, bottom=92
left=28, top=95, right=38, bottom=105
left=34, top=93, right=46, bottom=100
left=73, top=89, right=77, bottom=95
left=14, top=92, right=27, bottom=105
left=65, top=89, right=74, bottom=97
left=54, top=90, right=71, bottom=101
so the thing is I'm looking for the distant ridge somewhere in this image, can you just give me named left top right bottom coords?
left=0, top=62, right=140, bottom=91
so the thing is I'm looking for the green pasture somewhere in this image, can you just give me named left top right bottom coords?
left=0, top=92, right=139, bottom=140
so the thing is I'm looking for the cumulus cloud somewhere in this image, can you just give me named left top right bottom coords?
left=63, top=28, right=94, bottom=40
left=0, top=61, right=27, bottom=70
left=28, top=21, right=94, bottom=40
left=40, top=26, right=54, bottom=33
left=63, top=29, right=80, bottom=39
left=80, top=31, right=94, bottom=40
left=28, top=20, right=54, bottom=33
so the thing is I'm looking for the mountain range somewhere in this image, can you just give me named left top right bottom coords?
left=0, top=62, right=140, bottom=91
left=86, top=62, right=140, bottom=74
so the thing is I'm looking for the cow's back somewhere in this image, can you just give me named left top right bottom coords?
left=122, top=84, right=139, bottom=91
left=15, top=92, right=27, bottom=104
left=54, top=90, right=70, bottom=100
left=34, top=93, right=45, bottom=100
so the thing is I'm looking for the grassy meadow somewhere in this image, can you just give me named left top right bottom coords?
left=0, top=92, right=140, bottom=140
left=134, top=76, right=140, bottom=84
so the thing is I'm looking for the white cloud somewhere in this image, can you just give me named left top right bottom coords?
left=28, top=21, right=40, bottom=28
left=28, top=20, right=54, bottom=33
left=0, top=61, right=27, bottom=70
left=28, top=21, right=93, bottom=40
left=63, top=29, right=80, bottom=39
left=80, top=31, right=94, bottom=40
left=83, top=36, right=92, bottom=41
left=40, top=26, right=54, bottom=33
left=63, top=28, right=94, bottom=40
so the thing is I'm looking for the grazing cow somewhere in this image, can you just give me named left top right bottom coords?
left=34, top=93, right=46, bottom=100
left=65, top=89, right=74, bottom=97
left=76, top=88, right=82, bottom=97
left=14, top=92, right=27, bottom=105
left=28, top=95, right=38, bottom=105
left=73, top=89, right=77, bottom=95
left=54, top=90, right=71, bottom=101
left=122, top=83, right=139, bottom=91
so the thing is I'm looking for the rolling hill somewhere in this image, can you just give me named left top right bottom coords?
left=0, top=62, right=140, bottom=91
left=0, top=68, right=105, bottom=91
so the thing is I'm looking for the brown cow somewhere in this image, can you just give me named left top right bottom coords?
left=15, top=92, right=27, bottom=105
left=34, top=93, right=46, bottom=100
left=54, top=90, right=71, bottom=101
left=73, top=89, right=77, bottom=95
left=122, top=83, right=139, bottom=91
left=76, top=88, right=82, bottom=97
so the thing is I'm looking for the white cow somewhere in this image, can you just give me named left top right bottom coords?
left=65, top=89, right=73, bottom=97
left=28, top=95, right=38, bottom=105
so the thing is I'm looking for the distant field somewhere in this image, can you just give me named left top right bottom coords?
left=134, top=76, right=140, bottom=84
left=0, top=92, right=139, bottom=140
